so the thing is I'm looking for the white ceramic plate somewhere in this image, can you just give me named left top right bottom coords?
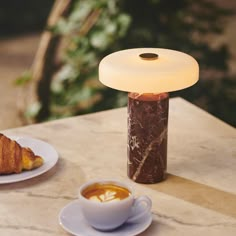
left=59, top=200, right=153, bottom=236
left=0, top=136, right=58, bottom=184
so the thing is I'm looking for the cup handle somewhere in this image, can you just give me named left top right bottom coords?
left=126, top=196, right=152, bottom=224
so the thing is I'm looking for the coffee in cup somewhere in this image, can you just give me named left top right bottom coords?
left=78, top=179, right=152, bottom=231
left=82, top=183, right=131, bottom=202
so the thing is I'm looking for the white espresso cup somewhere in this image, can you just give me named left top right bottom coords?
left=78, top=179, right=152, bottom=231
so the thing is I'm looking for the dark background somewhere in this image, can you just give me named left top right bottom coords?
left=0, top=1, right=54, bottom=37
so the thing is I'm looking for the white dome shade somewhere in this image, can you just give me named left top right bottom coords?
left=99, top=48, right=199, bottom=93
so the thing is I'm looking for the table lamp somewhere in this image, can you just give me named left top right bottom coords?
left=99, top=48, right=199, bottom=184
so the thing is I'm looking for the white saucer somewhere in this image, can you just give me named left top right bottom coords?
left=0, top=136, right=58, bottom=184
left=59, top=200, right=152, bottom=236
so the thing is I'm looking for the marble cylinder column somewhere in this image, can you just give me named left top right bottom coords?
left=127, top=93, right=169, bottom=183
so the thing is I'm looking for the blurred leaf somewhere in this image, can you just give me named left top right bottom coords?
left=25, top=102, right=42, bottom=118
left=15, top=71, right=32, bottom=86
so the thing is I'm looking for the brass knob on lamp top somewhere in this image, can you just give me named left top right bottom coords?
left=139, top=53, right=159, bottom=61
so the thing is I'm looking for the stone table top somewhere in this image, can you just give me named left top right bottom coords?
left=0, top=97, right=235, bottom=236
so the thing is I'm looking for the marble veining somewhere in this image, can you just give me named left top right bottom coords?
left=0, top=224, right=57, bottom=234
left=128, top=93, right=169, bottom=183
left=152, top=211, right=236, bottom=228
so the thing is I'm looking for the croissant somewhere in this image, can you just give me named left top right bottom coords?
left=0, top=133, right=44, bottom=174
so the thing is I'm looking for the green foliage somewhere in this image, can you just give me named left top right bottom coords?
left=49, top=0, right=130, bottom=118
left=35, top=0, right=236, bottom=126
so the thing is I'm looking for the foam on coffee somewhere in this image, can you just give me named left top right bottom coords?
left=82, top=183, right=131, bottom=203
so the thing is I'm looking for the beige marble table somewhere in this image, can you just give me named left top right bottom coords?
left=0, top=97, right=235, bottom=236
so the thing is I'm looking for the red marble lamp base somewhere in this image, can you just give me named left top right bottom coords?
left=127, top=92, right=169, bottom=184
